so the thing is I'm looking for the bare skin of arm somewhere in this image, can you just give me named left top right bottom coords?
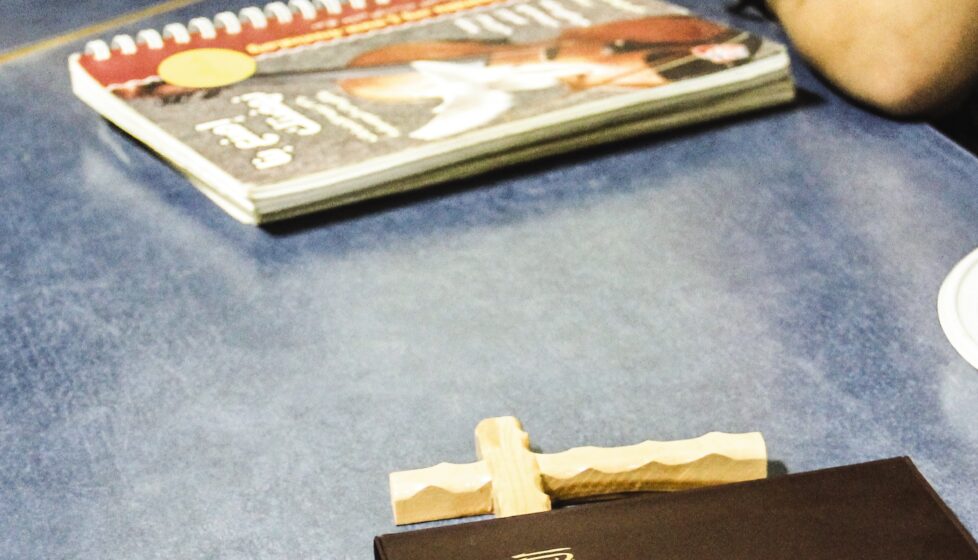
left=767, top=0, right=978, bottom=117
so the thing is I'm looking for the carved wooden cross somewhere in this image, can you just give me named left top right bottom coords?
left=389, top=416, right=767, bottom=524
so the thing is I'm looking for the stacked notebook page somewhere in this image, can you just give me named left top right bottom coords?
left=69, top=0, right=794, bottom=224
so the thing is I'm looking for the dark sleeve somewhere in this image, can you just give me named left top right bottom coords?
left=934, top=96, right=978, bottom=154
left=727, top=0, right=776, bottom=20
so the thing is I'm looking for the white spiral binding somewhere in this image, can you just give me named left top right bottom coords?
left=213, top=12, right=242, bottom=35
left=82, top=0, right=386, bottom=61
left=238, top=7, right=268, bottom=29
left=314, top=0, right=344, bottom=15
left=264, top=1, right=294, bottom=23
left=188, top=17, right=217, bottom=39
left=136, top=29, right=164, bottom=49
left=85, top=40, right=111, bottom=61
left=110, top=34, right=138, bottom=55
left=289, top=0, right=318, bottom=19
left=162, top=23, right=191, bottom=44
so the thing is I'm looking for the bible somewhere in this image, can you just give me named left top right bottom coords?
left=375, top=458, right=978, bottom=560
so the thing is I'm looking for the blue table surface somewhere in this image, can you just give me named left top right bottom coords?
left=3, top=1, right=978, bottom=558
left=0, top=0, right=165, bottom=52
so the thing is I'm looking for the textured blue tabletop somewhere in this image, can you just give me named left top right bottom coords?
left=0, top=0, right=170, bottom=51
left=3, top=1, right=978, bottom=558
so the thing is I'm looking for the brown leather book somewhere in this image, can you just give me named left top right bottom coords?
left=375, top=457, right=978, bottom=560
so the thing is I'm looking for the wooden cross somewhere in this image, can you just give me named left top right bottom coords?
left=389, top=416, right=767, bottom=524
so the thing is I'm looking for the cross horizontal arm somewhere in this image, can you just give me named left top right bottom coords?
left=389, top=461, right=493, bottom=525
left=389, top=430, right=767, bottom=525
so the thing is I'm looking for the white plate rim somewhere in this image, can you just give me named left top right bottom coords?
left=937, top=246, right=978, bottom=370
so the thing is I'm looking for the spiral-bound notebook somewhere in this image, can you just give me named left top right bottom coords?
left=69, top=0, right=794, bottom=224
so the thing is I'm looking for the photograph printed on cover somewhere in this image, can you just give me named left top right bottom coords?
left=107, top=0, right=776, bottom=185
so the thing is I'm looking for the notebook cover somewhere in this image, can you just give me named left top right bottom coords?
left=374, top=457, right=978, bottom=560
left=68, top=0, right=791, bottom=222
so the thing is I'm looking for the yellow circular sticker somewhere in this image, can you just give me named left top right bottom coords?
left=158, top=48, right=256, bottom=89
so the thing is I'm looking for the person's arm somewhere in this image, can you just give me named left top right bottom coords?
left=767, top=0, right=978, bottom=116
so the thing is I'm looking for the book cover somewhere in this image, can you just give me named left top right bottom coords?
left=69, top=0, right=793, bottom=223
left=375, top=458, right=978, bottom=560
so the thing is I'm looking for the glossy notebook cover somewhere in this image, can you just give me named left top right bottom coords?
left=375, top=458, right=978, bottom=560
left=68, top=0, right=790, bottom=222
